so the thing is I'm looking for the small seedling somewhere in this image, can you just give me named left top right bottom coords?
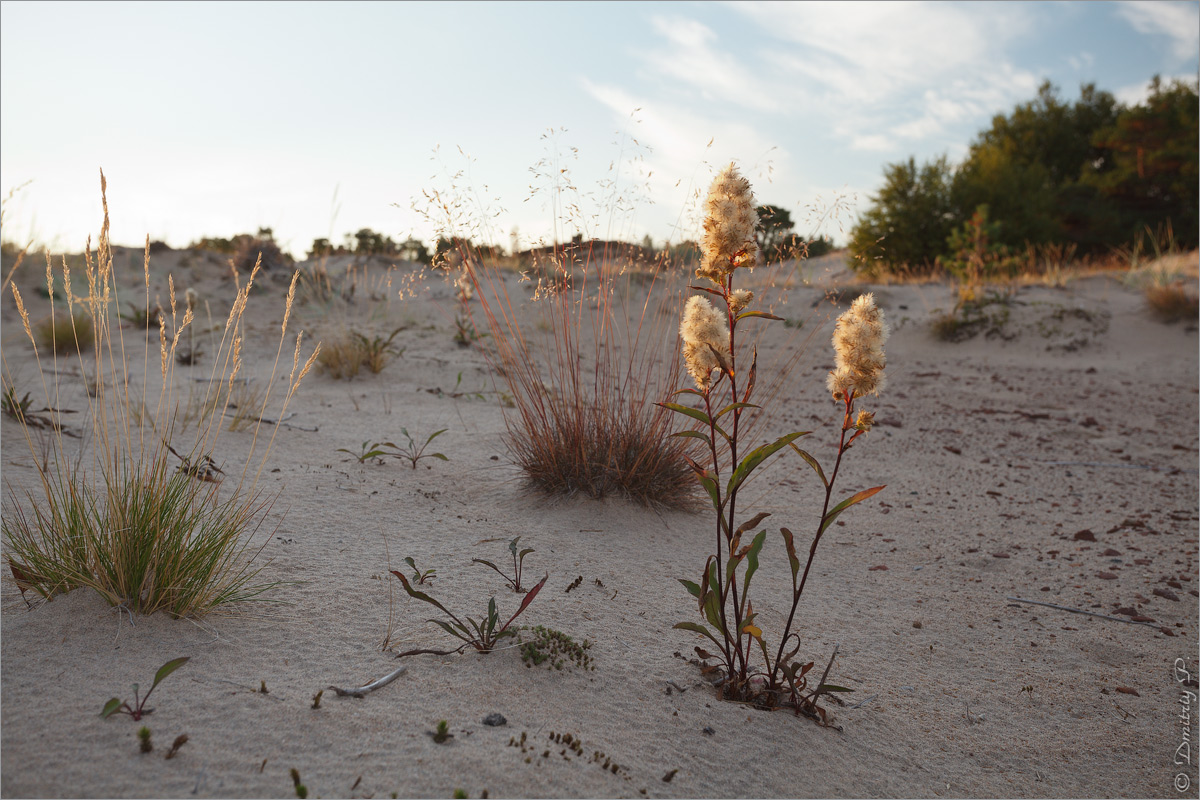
left=101, top=657, right=189, bottom=721
left=311, top=690, right=323, bottom=709
left=138, top=726, right=153, bottom=753
left=164, top=734, right=189, bottom=759
left=291, top=768, right=308, bottom=799
left=430, top=720, right=453, bottom=744
left=565, top=575, right=582, bottom=593
left=472, top=537, right=534, bottom=593
left=453, top=790, right=468, bottom=799
left=353, top=327, right=406, bottom=373
left=338, top=441, right=390, bottom=464
left=259, top=680, right=269, bottom=694
left=386, top=428, right=449, bottom=469
left=403, top=556, right=436, bottom=584
left=391, top=570, right=547, bottom=655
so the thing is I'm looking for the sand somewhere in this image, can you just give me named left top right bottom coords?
left=2, top=246, right=1197, bottom=799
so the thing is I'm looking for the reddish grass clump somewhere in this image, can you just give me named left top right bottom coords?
left=470, top=240, right=700, bottom=509
left=1145, top=281, right=1199, bottom=322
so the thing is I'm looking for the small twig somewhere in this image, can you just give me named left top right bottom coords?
left=1006, top=597, right=1161, bottom=628
left=328, top=665, right=408, bottom=698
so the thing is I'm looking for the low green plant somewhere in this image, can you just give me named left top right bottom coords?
left=430, top=720, right=453, bottom=744
left=354, top=328, right=405, bottom=373
left=137, top=726, right=153, bottom=753
left=403, top=556, right=436, bottom=584
left=118, top=301, right=161, bottom=330
left=518, top=625, right=594, bottom=671
left=338, top=441, right=390, bottom=464
left=101, top=657, right=189, bottom=721
left=472, top=536, right=533, bottom=593
left=662, top=165, right=886, bottom=723
left=390, top=569, right=547, bottom=655
left=387, top=428, right=449, bottom=469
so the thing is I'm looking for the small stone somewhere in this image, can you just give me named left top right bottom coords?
left=1096, top=572, right=1118, bottom=580
left=912, top=621, right=922, bottom=629
left=1154, top=588, right=1180, bottom=602
left=482, top=713, right=507, bottom=727
left=868, top=565, right=888, bottom=571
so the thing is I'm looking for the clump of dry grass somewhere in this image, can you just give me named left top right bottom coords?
left=1145, top=281, right=1199, bottom=322
left=233, top=234, right=290, bottom=273
left=35, top=311, right=94, bottom=354
left=315, top=327, right=404, bottom=379
left=2, top=171, right=320, bottom=617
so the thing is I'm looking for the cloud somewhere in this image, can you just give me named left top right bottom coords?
left=1114, top=73, right=1200, bottom=106
left=1115, top=1, right=1200, bottom=65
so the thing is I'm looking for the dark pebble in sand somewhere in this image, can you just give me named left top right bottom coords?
left=482, top=713, right=507, bottom=727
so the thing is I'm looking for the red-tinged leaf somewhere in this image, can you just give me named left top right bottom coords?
left=744, top=348, right=757, bottom=402
left=673, top=621, right=723, bottom=650
left=727, top=432, right=807, bottom=495
left=736, top=512, right=771, bottom=536
left=688, top=285, right=726, bottom=297
left=100, top=698, right=123, bottom=719
left=820, top=485, right=887, bottom=534
left=659, top=402, right=713, bottom=427
left=392, top=570, right=456, bottom=618
left=715, top=402, right=759, bottom=421
left=788, top=443, right=827, bottom=487
left=151, top=657, right=189, bottom=691
left=780, top=527, right=800, bottom=581
left=500, top=573, right=547, bottom=633
left=694, top=646, right=717, bottom=660
left=669, top=387, right=705, bottom=399
left=735, top=310, right=783, bottom=322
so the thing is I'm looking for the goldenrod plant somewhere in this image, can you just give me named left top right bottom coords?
left=663, top=164, right=888, bottom=722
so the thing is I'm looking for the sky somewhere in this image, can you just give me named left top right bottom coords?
left=1, top=0, right=1197, bottom=259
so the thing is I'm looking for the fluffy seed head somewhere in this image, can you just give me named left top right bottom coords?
left=185, top=287, right=197, bottom=311
left=680, top=295, right=730, bottom=390
left=697, top=163, right=759, bottom=283
left=827, top=293, right=889, bottom=401
left=729, top=289, right=754, bottom=315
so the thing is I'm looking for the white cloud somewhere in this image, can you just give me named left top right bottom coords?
left=1115, top=1, right=1200, bottom=64
left=1114, top=73, right=1200, bottom=106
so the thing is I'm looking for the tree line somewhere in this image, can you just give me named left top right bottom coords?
left=849, top=77, right=1199, bottom=274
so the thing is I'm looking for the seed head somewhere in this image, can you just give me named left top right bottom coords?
left=827, top=293, right=889, bottom=401
left=680, top=295, right=730, bottom=390
left=729, top=289, right=754, bottom=315
left=185, top=287, right=198, bottom=312
left=697, top=163, right=758, bottom=283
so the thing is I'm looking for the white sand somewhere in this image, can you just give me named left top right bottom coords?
left=2, top=247, right=1197, bottom=798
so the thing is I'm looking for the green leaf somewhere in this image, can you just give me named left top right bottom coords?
left=817, top=684, right=854, bottom=693
left=403, top=557, right=417, bottom=570
left=100, top=698, right=123, bottom=719
left=427, top=453, right=449, bottom=461
left=674, top=621, right=724, bottom=649
left=697, top=473, right=721, bottom=514
left=820, top=485, right=886, bottom=535
left=659, top=402, right=713, bottom=427
left=425, top=429, right=448, bottom=445
left=714, top=402, right=759, bottom=421
left=679, top=579, right=701, bottom=599
left=670, top=430, right=712, bottom=446
left=740, top=531, right=767, bottom=600
left=432, top=619, right=473, bottom=644
left=151, top=658, right=189, bottom=691
left=788, top=444, right=827, bottom=487
left=517, top=548, right=535, bottom=561
left=668, top=387, right=705, bottom=399
left=735, top=310, right=783, bottom=322
left=727, top=431, right=807, bottom=495
left=702, top=592, right=726, bottom=635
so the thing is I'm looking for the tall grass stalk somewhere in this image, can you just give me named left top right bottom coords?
left=2, top=171, right=320, bottom=617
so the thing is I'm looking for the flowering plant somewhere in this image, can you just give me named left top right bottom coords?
left=661, top=163, right=888, bottom=722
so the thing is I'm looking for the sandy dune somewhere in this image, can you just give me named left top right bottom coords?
left=2, top=247, right=1197, bottom=798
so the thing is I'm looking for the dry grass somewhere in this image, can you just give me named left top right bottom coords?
left=3, top=172, right=320, bottom=617
left=1145, top=281, right=1199, bottom=322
